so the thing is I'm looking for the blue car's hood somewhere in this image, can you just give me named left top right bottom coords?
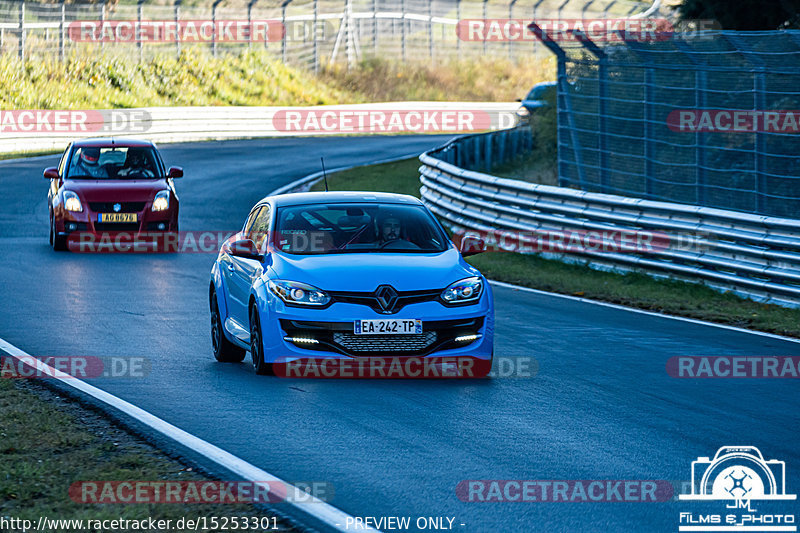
left=268, top=248, right=478, bottom=292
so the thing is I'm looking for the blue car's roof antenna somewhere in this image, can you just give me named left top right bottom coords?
left=320, top=157, right=329, bottom=192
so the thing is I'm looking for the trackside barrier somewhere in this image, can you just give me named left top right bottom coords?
left=0, top=101, right=517, bottom=153
left=419, top=126, right=800, bottom=307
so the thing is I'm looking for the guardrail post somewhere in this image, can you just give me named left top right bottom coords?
left=18, top=0, right=24, bottom=61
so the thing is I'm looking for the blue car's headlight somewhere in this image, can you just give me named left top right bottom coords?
left=268, top=279, right=330, bottom=307
left=440, top=276, right=483, bottom=305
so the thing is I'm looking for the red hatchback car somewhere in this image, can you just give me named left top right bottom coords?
left=45, top=138, right=182, bottom=251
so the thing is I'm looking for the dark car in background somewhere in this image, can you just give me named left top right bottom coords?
left=44, top=138, right=182, bottom=251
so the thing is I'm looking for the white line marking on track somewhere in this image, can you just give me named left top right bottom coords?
left=490, top=280, right=800, bottom=345
left=0, top=337, right=368, bottom=533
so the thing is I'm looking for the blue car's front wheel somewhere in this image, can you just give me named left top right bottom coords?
left=211, top=291, right=245, bottom=363
left=250, top=305, right=273, bottom=376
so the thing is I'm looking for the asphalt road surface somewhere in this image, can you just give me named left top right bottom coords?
left=1, top=135, right=798, bottom=532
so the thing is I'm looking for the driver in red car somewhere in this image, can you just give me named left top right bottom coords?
left=72, top=147, right=106, bottom=178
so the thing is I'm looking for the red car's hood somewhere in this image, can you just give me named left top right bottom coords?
left=64, top=179, right=169, bottom=202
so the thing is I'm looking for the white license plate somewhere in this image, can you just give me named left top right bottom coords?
left=354, top=319, right=422, bottom=335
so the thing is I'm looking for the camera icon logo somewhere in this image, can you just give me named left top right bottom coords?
left=680, top=446, right=796, bottom=501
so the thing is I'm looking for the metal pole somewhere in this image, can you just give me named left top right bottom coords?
left=137, top=0, right=144, bottom=62
left=100, top=0, right=105, bottom=50
left=508, top=0, right=518, bottom=61
left=401, top=0, right=405, bottom=62
left=313, top=0, right=319, bottom=71
left=456, top=0, right=461, bottom=60
left=18, top=0, right=24, bottom=61
left=281, top=0, right=292, bottom=64
left=174, top=0, right=181, bottom=58
left=428, top=0, right=433, bottom=63
left=59, top=0, right=65, bottom=62
left=482, top=0, right=487, bottom=56
left=212, top=0, right=222, bottom=58
left=372, top=0, right=377, bottom=56
left=247, top=0, right=258, bottom=50
left=533, top=0, right=545, bottom=55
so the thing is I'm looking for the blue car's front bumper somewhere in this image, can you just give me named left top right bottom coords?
left=257, top=284, right=494, bottom=366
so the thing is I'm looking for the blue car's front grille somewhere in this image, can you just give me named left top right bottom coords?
left=280, top=317, right=483, bottom=357
left=328, top=288, right=441, bottom=314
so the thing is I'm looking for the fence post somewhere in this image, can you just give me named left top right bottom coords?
left=400, top=0, right=406, bottom=62
left=508, top=0, right=518, bottom=61
left=456, top=0, right=461, bottom=60
left=18, top=0, right=24, bottom=61
left=314, top=0, right=319, bottom=71
left=482, top=0, right=487, bottom=56
left=136, top=0, right=144, bottom=62
left=428, top=0, right=433, bottom=63
left=696, top=70, right=707, bottom=205
left=247, top=0, right=257, bottom=50
left=212, top=0, right=221, bottom=58
left=174, top=0, right=181, bottom=58
left=372, top=0, right=377, bottom=56
left=484, top=134, right=492, bottom=171
left=99, top=0, right=105, bottom=51
left=59, top=0, right=66, bottom=63
left=644, top=67, right=653, bottom=199
left=281, top=0, right=292, bottom=64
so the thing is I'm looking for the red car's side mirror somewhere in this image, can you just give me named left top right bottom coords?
left=229, top=239, right=263, bottom=261
left=168, top=166, right=183, bottom=179
left=43, top=167, right=59, bottom=180
left=460, top=236, right=487, bottom=257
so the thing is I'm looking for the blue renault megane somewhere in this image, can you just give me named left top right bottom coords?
left=209, top=191, right=493, bottom=377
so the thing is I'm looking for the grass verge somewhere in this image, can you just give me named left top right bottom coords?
left=0, top=377, right=293, bottom=530
left=1, top=52, right=551, bottom=110
left=311, top=156, right=800, bottom=338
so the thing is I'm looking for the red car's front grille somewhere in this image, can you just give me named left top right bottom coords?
left=88, top=202, right=146, bottom=213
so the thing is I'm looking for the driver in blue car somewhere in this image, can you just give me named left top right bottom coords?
left=379, top=214, right=403, bottom=244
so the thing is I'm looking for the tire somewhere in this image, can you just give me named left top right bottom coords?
left=51, top=217, right=67, bottom=252
left=210, top=292, right=246, bottom=363
left=250, top=304, right=273, bottom=375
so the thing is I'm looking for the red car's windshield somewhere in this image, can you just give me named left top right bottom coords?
left=67, top=146, right=160, bottom=179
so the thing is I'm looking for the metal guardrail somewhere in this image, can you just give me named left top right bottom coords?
left=0, top=101, right=518, bottom=153
left=419, top=126, right=800, bottom=307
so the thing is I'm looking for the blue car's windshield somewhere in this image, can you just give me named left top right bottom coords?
left=274, top=203, right=449, bottom=255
